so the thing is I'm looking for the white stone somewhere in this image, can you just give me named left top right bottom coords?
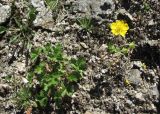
left=0, top=3, right=11, bottom=24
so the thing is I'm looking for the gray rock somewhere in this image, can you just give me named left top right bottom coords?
left=98, top=44, right=107, bottom=51
left=0, top=3, right=11, bottom=24
left=31, top=0, right=45, bottom=8
left=126, top=69, right=142, bottom=86
left=116, top=9, right=134, bottom=21
left=85, top=110, right=105, bottom=114
left=33, top=8, right=55, bottom=30
left=148, top=19, right=155, bottom=26
left=31, top=0, right=55, bottom=30
left=80, top=42, right=88, bottom=49
left=150, top=85, right=159, bottom=100
left=126, top=100, right=133, bottom=106
left=0, top=84, right=10, bottom=97
left=15, top=61, right=26, bottom=73
left=132, top=61, right=143, bottom=69
left=0, top=0, right=14, bottom=4
left=135, top=92, right=145, bottom=101
left=101, top=69, right=107, bottom=74
left=74, top=0, right=115, bottom=18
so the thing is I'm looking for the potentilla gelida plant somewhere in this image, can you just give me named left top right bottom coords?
left=16, top=43, right=86, bottom=111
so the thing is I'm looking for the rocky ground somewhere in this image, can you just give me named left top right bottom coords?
left=0, top=0, right=160, bottom=114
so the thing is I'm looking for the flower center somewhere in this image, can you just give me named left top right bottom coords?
left=116, top=27, right=122, bottom=33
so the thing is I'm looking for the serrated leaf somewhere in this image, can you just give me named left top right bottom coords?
left=31, top=48, right=41, bottom=61
left=37, top=97, right=48, bottom=107
left=44, top=78, right=58, bottom=91
left=35, top=91, right=48, bottom=107
left=53, top=43, right=63, bottom=61
left=54, top=84, right=67, bottom=100
left=34, top=62, right=45, bottom=74
left=31, top=53, right=38, bottom=62
left=67, top=71, right=81, bottom=82
left=129, top=42, right=135, bottom=49
left=71, top=57, right=86, bottom=71
left=121, top=47, right=129, bottom=54
left=108, top=43, right=120, bottom=53
left=43, top=43, right=51, bottom=53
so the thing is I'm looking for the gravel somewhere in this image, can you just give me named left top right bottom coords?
left=0, top=0, right=160, bottom=113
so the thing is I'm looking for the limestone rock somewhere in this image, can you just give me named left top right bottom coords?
left=31, top=0, right=55, bottom=30
left=0, top=3, right=11, bottom=24
left=126, top=69, right=142, bottom=86
left=74, top=0, right=115, bottom=18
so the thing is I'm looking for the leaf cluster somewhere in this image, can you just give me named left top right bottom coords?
left=9, top=3, right=36, bottom=51
left=17, top=43, right=86, bottom=109
left=107, top=42, right=136, bottom=55
left=77, top=17, right=92, bottom=31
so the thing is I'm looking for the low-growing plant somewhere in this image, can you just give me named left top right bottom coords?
left=77, top=17, right=92, bottom=31
left=45, top=0, right=59, bottom=10
left=9, top=4, right=36, bottom=51
left=16, top=43, right=86, bottom=110
left=143, top=2, right=150, bottom=12
left=107, top=42, right=136, bottom=55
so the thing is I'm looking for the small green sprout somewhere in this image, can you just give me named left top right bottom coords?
left=45, top=0, right=59, bottom=10
left=129, top=42, right=136, bottom=49
left=77, top=17, right=92, bottom=31
left=107, top=42, right=136, bottom=55
left=0, top=26, right=7, bottom=34
left=143, top=3, right=150, bottom=11
left=107, top=43, right=121, bottom=54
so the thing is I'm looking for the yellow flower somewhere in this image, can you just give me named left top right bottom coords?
left=110, top=20, right=129, bottom=37
left=124, top=79, right=130, bottom=85
left=141, top=63, right=147, bottom=70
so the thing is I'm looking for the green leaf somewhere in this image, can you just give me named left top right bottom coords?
left=31, top=48, right=41, bottom=62
left=53, top=43, right=63, bottom=61
left=67, top=71, right=81, bottom=82
left=52, top=71, right=63, bottom=78
left=129, top=42, right=136, bottom=49
left=43, top=72, right=63, bottom=91
left=45, top=0, right=59, bottom=10
left=14, top=18, right=22, bottom=29
left=108, top=43, right=120, bottom=54
left=27, top=41, right=32, bottom=51
left=31, top=53, right=38, bottom=62
left=34, top=62, right=45, bottom=74
left=36, top=91, right=48, bottom=107
left=54, top=84, right=67, bottom=100
left=44, top=78, right=58, bottom=91
left=28, top=6, right=36, bottom=23
left=43, top=43, right=52, bottom=54
left=27, top=72, right=33, bottom=81
left=0, top=26, right=7, bottom=34
left=42, top=43, right=63, bottom=61
left=39, top=97, right=48, bottom=107
left=71, top=57, right=86, bottom=71
left=9, top=35, right=20, bottom=44
left=77, top=17, right=92, bottom=31
left=121, top=47, right=129, bottom=54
